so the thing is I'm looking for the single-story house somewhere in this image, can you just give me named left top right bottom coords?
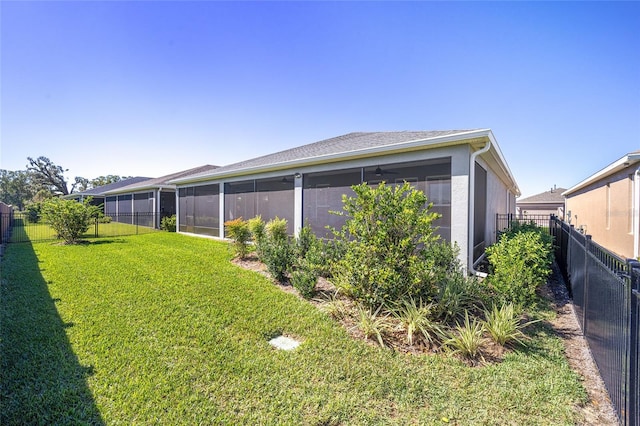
left=563, top=150, right=640, bottom=259
left=170, top=129, right=520, bottom=273
left=516, top=185, right=566, bottom=219
left=103, top=165, right=218, bottom=229
left=62, top=177, right=151, bottom=206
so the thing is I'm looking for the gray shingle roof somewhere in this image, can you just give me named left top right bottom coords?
left=72, top=177, right=152, bottom=196
left=176, top=130, right=482, bottom=182
left=517, top=188, right=567, bottom=204
left=105, top=165, right=218, bottom=194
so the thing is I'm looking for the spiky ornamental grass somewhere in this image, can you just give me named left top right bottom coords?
left=1, top=233, right=588, bottom=425
left=484, top=303, right=540, bottom=346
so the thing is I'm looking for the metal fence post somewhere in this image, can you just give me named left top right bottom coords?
left=583, top=234, right=592, bottom=336
left=95, top=217, right=99, bottom=238
left=628, top=261, right=640, bottom=426
left=135, top=212, right=139, bottom=235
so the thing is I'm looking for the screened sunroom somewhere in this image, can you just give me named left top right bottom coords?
left=169, top=130, right=519, bottom=273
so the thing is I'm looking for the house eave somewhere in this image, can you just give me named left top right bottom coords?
left=172, top=129, right=516, bottom=186
left=563, top=152, right=640, bottom=197
left=104, top=184, right=175, bottom=196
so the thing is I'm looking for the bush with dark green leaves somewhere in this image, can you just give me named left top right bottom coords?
left=24, top=203, right=42, bottom=223
left=332, top=182, right=446, bottom=307
left=260, top=217, right=293, bottom=282
left=160, top=215, right=176, bottom=232
left=291, top=261, right=318, bottom=299
left=40, top=198, right=101, bottom=244
left=485, top=227, right=554, bottom=306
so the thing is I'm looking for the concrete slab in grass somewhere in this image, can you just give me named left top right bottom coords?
left=268, top=335, right=300, bottom=351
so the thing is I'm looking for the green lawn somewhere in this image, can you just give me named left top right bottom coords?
left=0, top=233, right=588, bottom=425
left=9, top=218, right=156, bottom=243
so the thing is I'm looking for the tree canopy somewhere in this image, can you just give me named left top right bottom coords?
left=27, top=156, right=71, bottom=196
left=0, top=156, right=132, bottom=210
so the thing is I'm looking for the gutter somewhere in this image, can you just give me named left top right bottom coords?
left=468, top=140, right=492, bottom=278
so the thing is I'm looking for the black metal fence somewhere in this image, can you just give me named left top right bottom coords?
left=495, top=213, right=553, bottom=236
left=550, top=215, right=639, bottom=426
left=0, top=212, right=159, bottom=244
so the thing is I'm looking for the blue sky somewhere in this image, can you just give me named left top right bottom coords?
left=1, top=1, right=638, bottom=198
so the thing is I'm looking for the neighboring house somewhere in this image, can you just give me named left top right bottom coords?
left=170, top=129, right=520, bottom=273
left=103, top=165, right=218, bottom=229
left=516, top=185, right=566, bottom=219
left=563, top=150, right=640, bottom=259
left=62, top=177, right=152, bottom=207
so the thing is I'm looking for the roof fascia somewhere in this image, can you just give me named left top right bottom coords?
left=104, top=184, right=175, bottom=195
left=172, top=129, right=494, bottom=185
left=484, top=130, right=521, bottom=197
left=563, top=152, right=640, bottom=196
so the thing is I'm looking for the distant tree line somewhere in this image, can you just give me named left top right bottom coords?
left=0, top=156, right=130, bottom=210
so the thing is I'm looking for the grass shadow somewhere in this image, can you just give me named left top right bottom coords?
left=0, top=242, right=105, bottom=425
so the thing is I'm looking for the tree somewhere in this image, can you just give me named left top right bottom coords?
left=40, top=198, right=101, bottom=244
left=74, top=177, right=90, bottom=193
left=27, top=156, right=72, bottom=195
left=90, top=175, right=129, bottom=188
left=0, top=170, right=36, bottom=210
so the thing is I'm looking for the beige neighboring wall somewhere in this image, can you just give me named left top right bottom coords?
left=564, top=153, right=640, bottom=259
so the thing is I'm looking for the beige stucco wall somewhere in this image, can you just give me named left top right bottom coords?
left=565, top=167, right=635, bottom=258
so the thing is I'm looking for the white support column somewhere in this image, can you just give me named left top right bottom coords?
left=155, top=189, right=160, bottom=229
left=219, top=182, right=225, bottom=239
left=294, top=173, right=303, bottom=237
left=451, top=173, right=469, bottom=270
left=175, top=188, right=180, bottom=232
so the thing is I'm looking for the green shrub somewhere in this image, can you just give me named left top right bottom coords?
left=160, top=215, right=176, bottom=232
left=40, top=198, right=100, bottom=244
left=291, top=261, right=318, bottom=299
left=305, top=238, right=346, bottom=278
left=24, top=203, right=42, bottom=223
left=295, top=223, right=317, bottom=260
left=434, top=273, right=485, bottom=324
left=224, top=217, right=251, bottom=259
left=261, top=218, right=293, bottom=282
left=502, top=220, right=554, bottom=247
left=265, top=217, right=288, bottom=241
left=332, top=182, right=442, bottom=307
left=485, top=229, right=553, bottom=306
left=98, top=215, right=112, bottom=224
left=248, top=215, right=266, bottom=251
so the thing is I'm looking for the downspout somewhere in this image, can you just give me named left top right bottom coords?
left=468, top=140, right=492, bottom=277
left=634, top=167, right=640, bottom=259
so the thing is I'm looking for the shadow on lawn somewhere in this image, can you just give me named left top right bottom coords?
left=0, top=242, right=105, bottom=425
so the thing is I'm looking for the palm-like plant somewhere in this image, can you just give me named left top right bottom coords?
left=354, top=304, right=391, bottom=347
left=444, top=311, right=486, bottom=361
left=393, top=298, right=444, bottom=347
left=483, top=303, right=539, bottom=346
